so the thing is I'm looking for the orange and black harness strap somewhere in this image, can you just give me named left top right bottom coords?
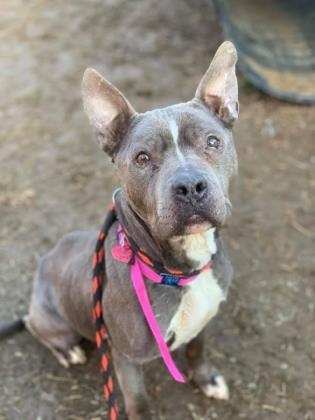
left=92, top=204, right=119, bottom=420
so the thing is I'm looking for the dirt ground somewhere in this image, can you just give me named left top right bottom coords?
left=0, top=0, right=314, bottom=419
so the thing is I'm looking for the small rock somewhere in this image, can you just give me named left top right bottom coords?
left=261, top=119, right=276, bottom=137
left=248, top=382, right=257, bottom=390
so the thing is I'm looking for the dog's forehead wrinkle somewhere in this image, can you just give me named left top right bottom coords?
left=131, top=103, right=227, bottom=148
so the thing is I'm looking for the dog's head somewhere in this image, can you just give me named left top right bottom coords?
left=82, top=42, right=239, bottom=240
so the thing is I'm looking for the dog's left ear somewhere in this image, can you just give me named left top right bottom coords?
left=82, top=68, right=136, bottom=157
left=195, top=41, right=239, bottom=126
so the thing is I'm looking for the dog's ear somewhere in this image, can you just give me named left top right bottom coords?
left=195, top=41, right=239, bottom=126
left=82, top=68, right=136, bottom=157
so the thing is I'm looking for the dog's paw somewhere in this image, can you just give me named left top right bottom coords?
left=200, top=375, right=229, bottom=400
left=53, top=345, right=87, bottom=368
left=68, top=345, right=87, bottom=365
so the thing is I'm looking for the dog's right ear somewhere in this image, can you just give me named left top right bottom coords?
left=82, top=68, right=136, bottom=157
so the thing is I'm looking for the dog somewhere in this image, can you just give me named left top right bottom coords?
left=0, top=41, right=239, bottom=419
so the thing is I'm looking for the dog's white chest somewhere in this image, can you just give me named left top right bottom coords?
left=166, top=229, right=225, bottom=350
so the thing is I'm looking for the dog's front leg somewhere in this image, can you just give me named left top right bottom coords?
left=186, top=329, right=229, bottom=400
left=112, top=349, right=151, bottom=420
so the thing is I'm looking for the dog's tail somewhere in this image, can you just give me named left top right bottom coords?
left=0, top=318, right=25, bottom=340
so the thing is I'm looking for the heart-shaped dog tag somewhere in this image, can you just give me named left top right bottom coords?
left=111, top=244, right=133, bottom=264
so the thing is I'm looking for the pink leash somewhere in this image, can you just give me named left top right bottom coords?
left=130, top=258, right=185, bottom=383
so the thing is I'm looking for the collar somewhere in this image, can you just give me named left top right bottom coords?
left=112, top=223, right=213, bottom=286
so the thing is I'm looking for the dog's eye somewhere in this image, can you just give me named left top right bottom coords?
left=206, top=135, right=220, bottom=149
left=135, top=152, right=150, bottom=167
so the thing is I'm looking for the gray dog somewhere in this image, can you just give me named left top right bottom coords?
left=1, top=41, right=239, bottom=419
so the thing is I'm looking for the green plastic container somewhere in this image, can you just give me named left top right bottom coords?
left=214, top=0, right=315, bottom=104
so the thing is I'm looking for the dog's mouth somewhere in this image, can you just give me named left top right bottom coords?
left=184, top=215, right=212, bottom=235
left=154, top=200, right=228, bottom=239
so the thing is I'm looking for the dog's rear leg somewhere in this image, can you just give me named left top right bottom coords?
left=25, top=304, right=86, bottom=368
left=186, top=329, right=229, bottom=400
left=111, top=349, right=151, bottom=420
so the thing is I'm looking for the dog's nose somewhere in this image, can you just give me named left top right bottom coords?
left=173, top=174, right=208, bottom=202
